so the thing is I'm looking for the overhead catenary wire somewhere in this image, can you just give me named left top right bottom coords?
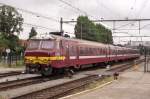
left=96, top=0, right=122, bottom=19
left=23, top=23, right=58, bottom=31
left=0, top=3, right=59, bottom=23
left=0, top=2, right=75, bottom=33
left=58, top=0, right=87, bottom=15
left=57, top=0, right=99, bottom=20
left=127, top=0, right=137, bottom=18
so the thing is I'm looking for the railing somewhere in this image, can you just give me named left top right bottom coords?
left=0, top=52, right=24, bottom=67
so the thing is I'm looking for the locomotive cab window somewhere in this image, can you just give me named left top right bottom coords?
left=41, top=40, right=55, bottom=49
left=27, top=40, right=40, bottom=49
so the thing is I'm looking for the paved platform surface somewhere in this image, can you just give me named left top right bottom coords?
left=0, top=74, right=40, bottom=83
left=62, top=63, right=150, bottom=99
left=0, top=67, right=24, bottom=73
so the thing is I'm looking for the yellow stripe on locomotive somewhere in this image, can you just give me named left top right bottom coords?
left=25, top=56, right=65, bottom=64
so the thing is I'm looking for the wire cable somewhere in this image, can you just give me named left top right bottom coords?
left=57, top=0, right=99, bottom=20
left=23, top=23, right=58, bottom=31
left=0, top=3, right=59, bottom=22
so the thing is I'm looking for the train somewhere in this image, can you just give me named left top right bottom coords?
left=24, top=34, right=140, bottom=76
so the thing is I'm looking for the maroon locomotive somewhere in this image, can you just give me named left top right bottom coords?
left=24, top=35, right=140, bottom=76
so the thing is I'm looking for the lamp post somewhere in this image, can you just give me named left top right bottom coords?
left=81, top=23, right=82, bottom=40
left=6, top=49, right=11, bottom=67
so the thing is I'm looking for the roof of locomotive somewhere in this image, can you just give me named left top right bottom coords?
left=31, top=34, right=138, bottom=51
left=50, top=35, right=126, bottom=50
left=50, top=34, right=109, bottom=47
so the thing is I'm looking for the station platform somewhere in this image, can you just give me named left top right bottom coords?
left=61, top=63, right=150, bottom=99
left=0, top=67, right=24, bottom=73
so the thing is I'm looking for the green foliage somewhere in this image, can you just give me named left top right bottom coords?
left=0, top=34, right=9, bottom=48
left=0, top=5, right=23, bottom=50
left=74, top=16, right=113, bottom=44
left=29, top=27, right=37, bottom=39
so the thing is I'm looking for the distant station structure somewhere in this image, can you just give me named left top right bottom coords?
left=125, top=41, right=150, bottom=49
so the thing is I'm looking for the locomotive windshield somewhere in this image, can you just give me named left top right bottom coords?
left=27, top=40, right=55, bottom=50
left=27, top=40, right=40, bottom=49
left=41, top=40, right=54, bottom=49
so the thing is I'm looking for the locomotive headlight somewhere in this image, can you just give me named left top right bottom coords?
left=29, top=59, right=33, bottom=61
left=39, top=58, right=49, bottom=64
left=24, top=57, right=34, bottom=63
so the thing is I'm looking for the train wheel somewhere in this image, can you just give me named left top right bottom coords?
left=64, top=68, right=74, bottom=78
left=25, top=66, right=33, bottom=74
left=41, top=67, right=53, bottom=76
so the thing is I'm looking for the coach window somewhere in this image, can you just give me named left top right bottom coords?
left=96, top=48, right=98, bottom=55
left=100, top=48, right=102, bottom=55
left=80, top=47, right=83, bottom=55
left=92, top=48, right=94, bottom=55
left=70, top=46, right=72, bottom=55
left=103, top=48, right=105, bottom=55
left=82, top=47, right=85, bottom=55
left=79, top=47, right=81, bottom=55
left=101, top=48, right=103, bottom=55
left=89, top=48, right=91, bottom=55
left=93, top=48, right=95, bottom=55
left=84, top=47, right=86, bottom=55
left=99, top=48, right=101, bottom=55
left=91, top=48, right=94, bottom=55
left=113, top=50, right=116, bottom=55
left=69, top=46, right=73, bottom=56
left=88, top=47, right=90, bottom=55
left=98, top=48, right=100, bottom=55
left=94, top=48, right=96, bottom=55
left=111, top=50, right=114, bottom=55
left=97, top=48, right=99, bottom=55
left=85, top=47, right=88, bottom=55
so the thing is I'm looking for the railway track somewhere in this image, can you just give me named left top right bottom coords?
left=0, top=74, right=63, bottom=92
left=12, top=75, right=104, bottom=99
left=107, top=59, right=144, bottom=73
left=0, top=71, right=22, bottom=79
left=12, top=59, right=144, bottom=99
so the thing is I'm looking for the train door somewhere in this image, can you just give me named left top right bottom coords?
left=115, top=46, right=118, bottom=62
left=68, top=43, right=78, bottom=67
left=106, top=46, right=110, bottom=63
left=65, top=41, right=70, bottom=67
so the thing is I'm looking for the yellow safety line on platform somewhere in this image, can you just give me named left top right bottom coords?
left=59, top=80, right=114, bottom=99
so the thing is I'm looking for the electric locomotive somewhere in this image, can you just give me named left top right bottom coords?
left=24, top=35, right=140, bottom=76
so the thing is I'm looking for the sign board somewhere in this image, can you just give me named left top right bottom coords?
left=6, top=49, right=11, bottom=53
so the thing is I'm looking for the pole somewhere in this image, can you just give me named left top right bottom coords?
left=81, top=23, right=82, bottom=40
left=60, top=17, right=63, bottom=36
left=147, top=50, right=149, bottom=72
left=112, top=21, right=116, bottom=34
left=144, top=47, right=147, bottom=72
left=139, top=21, right=143, bottom=44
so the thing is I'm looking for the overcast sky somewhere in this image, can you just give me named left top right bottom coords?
left=0, top=0, right=150, bottom=44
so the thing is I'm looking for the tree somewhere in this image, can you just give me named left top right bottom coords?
left=29, top=27, right=37, bottom=39
left=0, top=5, right=23, bottom=50
left=74, top=16, right=113, bottom=44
